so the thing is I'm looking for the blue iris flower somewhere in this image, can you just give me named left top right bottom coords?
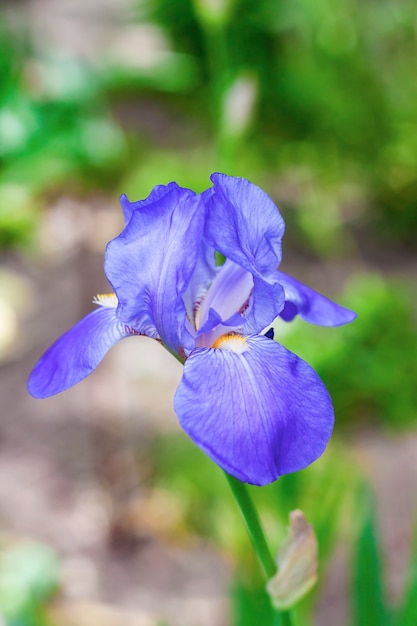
left=28, top=174, right=356, bottom=485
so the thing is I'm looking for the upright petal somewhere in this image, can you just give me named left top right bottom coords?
left=28, top=307, right=131, bottom=398
left=119, top=182, right=179, bottom=225
left=276, top=271, right=357, bottom=326
left=105, top=185, right=205, bottom=355
left=174, top=334, right=334, bottom=485
left=195, top=259, right=253, bottom=331
left=204, top=174, right=285, bottom=275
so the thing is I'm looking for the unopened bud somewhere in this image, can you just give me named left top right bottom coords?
left=266, top=510, right=318, bottom=610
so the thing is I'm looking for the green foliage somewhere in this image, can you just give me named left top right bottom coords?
left=231, top=573, right=277, bottom=626
left=148, top=431, right=361, bottom=572
left=228, top=479, right=417, bottom=626
left=136, top=0, right=417, bottom=250
left=350, top=489, right=417, bottom=626
left=149, top=432, right=362, bottom=625
left=396, top=511, right=417, bottom=626
left=0, top=13, right=128, bottom=250
left=352, top=486, right=390, bottom=626
left=2, top=0, right=417, bottom=251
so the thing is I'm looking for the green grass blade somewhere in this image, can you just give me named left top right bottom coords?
left=352, top=486, right=390, bottom=626
left=396, top=509, right=417, bottom=626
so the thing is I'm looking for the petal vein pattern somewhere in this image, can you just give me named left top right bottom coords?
left=174, top=335, right=334, bottom=485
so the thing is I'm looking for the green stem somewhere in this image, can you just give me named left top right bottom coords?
left=198, top=18, right=236, bottom=170
left=225, top=472, right=276, bottom=576
left=224, top=472, right=294, bottom=626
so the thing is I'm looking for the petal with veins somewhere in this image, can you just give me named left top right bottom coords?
left=175, top=334, right=334, bottom=485
left=106, top=185, right=205, bottom=354
left=204, top=174, right=285, bottom=275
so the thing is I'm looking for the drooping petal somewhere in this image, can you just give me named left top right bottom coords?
left=28, top=307, right=131, bottom=399
left=174, top=334, right=334, bottom=485
left=119, top=182, right=179, bottom=225
left=276, top=271, right=357, bottom=326
left=105, top=185, right=205, bottom=355
left=204, top=174, right=285, bottom=275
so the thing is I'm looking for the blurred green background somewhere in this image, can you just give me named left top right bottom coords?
left=0, top=0, right=416, bottom=625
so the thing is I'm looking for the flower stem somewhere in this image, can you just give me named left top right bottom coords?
left=224, top=472, right=293, bottom=626
left=224, top=472, right=276, bottom=577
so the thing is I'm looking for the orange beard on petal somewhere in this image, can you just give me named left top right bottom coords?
left=211, top=332, right=248, bottom=353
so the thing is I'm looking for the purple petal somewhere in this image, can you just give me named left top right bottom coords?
left=243, top=275, right=285, bottom=334
left=28, top=307, right=130, bottom=399
left=276, top=271, right=357, bottom=326
left=198, top=308, right=243, bottom=336
left=174, top=334, right=334, bottom=485
left=106, top=185, right=205, bottom=355
left=196, top=308, right=244, bottom=348
left=195, top=258, right=285, bottom=339
left=120, top=182, right=180, bottom=225
left=195, top=259, right=253, bottom=331
left=182, top=237, right=217, bottom=325
left=204, top=174, right=285, bottom=276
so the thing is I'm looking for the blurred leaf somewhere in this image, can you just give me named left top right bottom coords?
left=231, top=573, right=276, bottom=626
left=0, top=184, right=37, bottom=248
left=120, top=149, right=214, bottom=199
left=396, top=509, right=417, bottom=626
left=103, top=53, right=200, bottom=94
left=351, top=486, right=390, bottom=626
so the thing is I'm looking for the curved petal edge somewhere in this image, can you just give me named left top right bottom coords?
left=276, top=271, right=357, bottom=326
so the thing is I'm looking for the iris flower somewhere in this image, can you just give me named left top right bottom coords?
left=28, top=174, right=355, bottom=485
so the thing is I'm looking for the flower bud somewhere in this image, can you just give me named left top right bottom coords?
left=266, top=509, right=318, bottom=609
